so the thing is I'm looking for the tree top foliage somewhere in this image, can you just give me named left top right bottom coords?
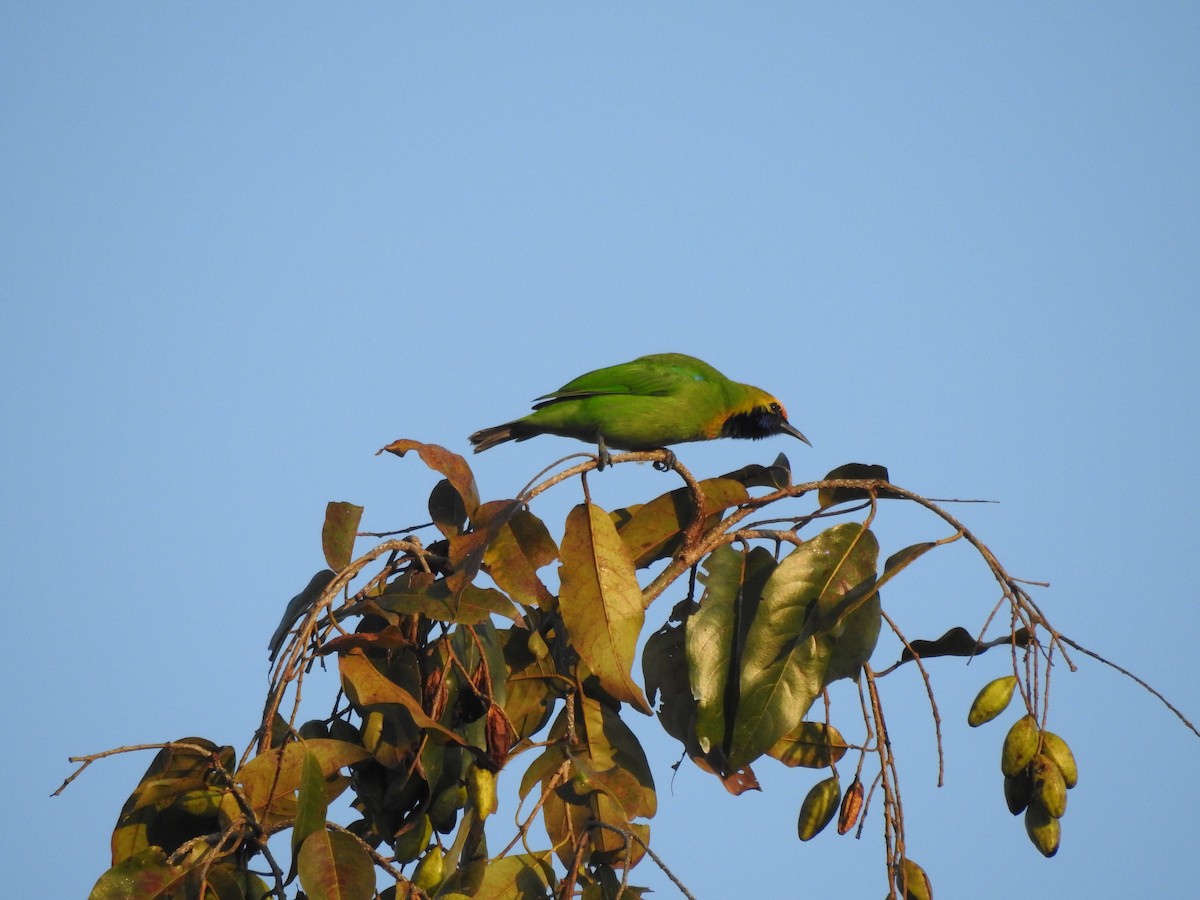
left=67, top=440, right=1197, bottom=900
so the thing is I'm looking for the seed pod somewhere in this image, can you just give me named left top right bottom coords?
left=1029, top=754, right=1068, bottom=818
left=1025, top=802, right=1061, bottom=857
left=468, top=766, right=498, bottom=819
left=412, top=844, right=445, bottom=891
left=392, top=814, right=432, bottom=864
left=1001, top=714, right=1040, bottom=777
left=797, top=775, right=841, bottom=841
left=362, top=710, right=385, bottom=754
left=895, top=857, right=933, bottom=900
left=837, top=778, right=864, bottom=835
left=1003, top=769, right=1033, bottom=816
left=428, top=784, right=467, bottom=834
left=968, top=675, right=1018, bottom=727
left=1041, top=731, right=1078, bottom=789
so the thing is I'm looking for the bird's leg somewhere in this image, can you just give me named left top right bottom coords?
left=595, top=435, right=612, bottom=471
left=652, top=448, right=677, bottom=472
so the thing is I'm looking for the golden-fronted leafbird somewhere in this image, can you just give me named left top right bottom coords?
left=469, top=353, right=809, bottom=462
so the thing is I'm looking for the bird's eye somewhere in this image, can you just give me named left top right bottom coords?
left=769, top=402, right=782, bottom=414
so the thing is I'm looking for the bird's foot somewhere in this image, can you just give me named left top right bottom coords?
left=653, top=448, right=677, bottom=472
left=596, top=439, right=612, bottom=471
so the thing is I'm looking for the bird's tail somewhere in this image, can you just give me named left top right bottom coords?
left=469, top=422, right=519, bottom=453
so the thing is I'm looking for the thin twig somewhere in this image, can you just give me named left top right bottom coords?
left=1059, top=635, right=1200, bottom=738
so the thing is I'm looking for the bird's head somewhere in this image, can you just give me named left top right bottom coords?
left=720, top=390, right=811, bottom=445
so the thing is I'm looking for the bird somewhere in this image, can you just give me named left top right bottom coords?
left=468, top=353, right=809, bottom=466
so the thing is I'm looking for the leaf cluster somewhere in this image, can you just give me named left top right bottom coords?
left=73, top=442, right=1154, bottom=899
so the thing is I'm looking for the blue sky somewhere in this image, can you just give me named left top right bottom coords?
left=3, top=5, right=1198, bottom=897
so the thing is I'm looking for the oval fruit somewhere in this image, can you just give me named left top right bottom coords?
left=429, top=784, right=467, bottom=834
left=797, top=775, right=841, bottom=841
left=1041, top=731, right=1078, bottom=788
left=838, top=778, right=864, bottom=835
left=895, top=857, right=933, bottom=900
left=968, top=675, right=1018, bottom=727
left=1001, top=714, right=1040, bottom=777
left=1003, top=770, right=1033, bottom=816
left=393, top=814, right=433, bottom=863
left=1029, top=754, right=1068, bottom=818
left=1025, top=802, right=1061, bottom=857
left=468, top=766, right=498, bottom=819
left=412, top=845, right=445, bottom=891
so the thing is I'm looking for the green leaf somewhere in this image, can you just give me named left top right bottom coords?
left=686, top=545, right=743, bottom=755
left=189, top=868, right=265, bottom=900
left=824, top=589, right=882, bottom=685
left=322, top=501, right=363, bottom=571
left=441, top=852, right=556, bottom=900
left=882, top=541, right=937, bottom=584
left=291, top=750, right=328, bottom=874
left=111, top=739, right=236, bottom=862
left=559, top=502, right=651, bottom=714
left=297, top=829, right=376, bottom=900
left=88, top=848, right=180, bottom=900
left=729, top=523, right=878, bottom=769
left=641, top=616, right=696, bottom=748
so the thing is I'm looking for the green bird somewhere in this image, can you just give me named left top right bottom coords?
left=469, top=353, right=809, bottom=464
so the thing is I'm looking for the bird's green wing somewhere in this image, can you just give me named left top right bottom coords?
left=533, top=354, right=719, bottom=407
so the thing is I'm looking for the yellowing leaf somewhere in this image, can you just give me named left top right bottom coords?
left=296, top=829, right=376, bottom=900
left=377, top=439, right=480, bottom=521
left=339, top=650, right=468, bottom=744
left=617, top=478, right=749, bottom=568
left=237, top=739, right=370, bottom=825
left=559, top=502, right=651, bottom=714
left=321, top=501, right=363, bottom=571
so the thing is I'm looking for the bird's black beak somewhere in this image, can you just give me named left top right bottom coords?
left=780, top=420, right=812, bottom=446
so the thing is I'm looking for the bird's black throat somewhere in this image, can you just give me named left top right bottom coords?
left=720, top=406, right=787, bottom=440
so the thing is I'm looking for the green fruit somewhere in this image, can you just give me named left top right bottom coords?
left=1001, top=714, right=1040, bottom=777
left=797, top=775, right=841, bottom=841
left=468, top=766, right=498, bottom=819
left=429, top=784, right=467, bottom=834
left=327, top=718, right=361, bottom=744
left=895, top=857, right=933, bottom=900
left=1041, top=731, right=1078, bottom=789
left=1025, top=802, right=1061, bottom=857
left=392, top=814, right=432, bottom=864
left=1029, top=754, right=1068, bottom=818
left=362, top=710, right=385, bottom=754
left=1003, top=770, right=1033, bottom=816
left=297, top=719, right=330, bottom=741
left=968, top=675, right=1018, bottom=727
left=412, top=845, right=445, bottom=891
